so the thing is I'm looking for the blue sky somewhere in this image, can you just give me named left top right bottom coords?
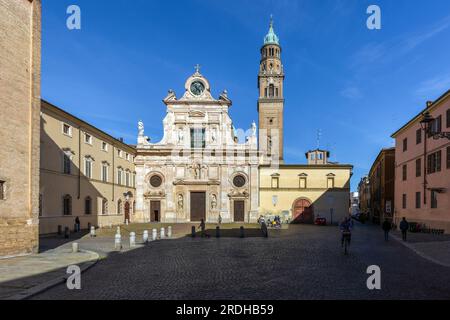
left=42, top=0, right=450, bottom=191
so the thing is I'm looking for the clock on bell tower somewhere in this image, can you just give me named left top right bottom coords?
left=258, top=17, right=284, bottom=163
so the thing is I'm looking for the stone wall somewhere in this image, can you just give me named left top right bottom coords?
left=0, top=0, right=41, bottom=256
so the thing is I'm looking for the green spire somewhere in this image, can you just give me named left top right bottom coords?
left=264, top=15, right=280, bottom=45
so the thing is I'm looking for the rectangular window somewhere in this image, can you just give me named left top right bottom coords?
left=431, top=191, right=438, bottom=209
left=416, top=129, right=422, bottom=144
left=118, top=150, right=123, bottom=158
left=63, top=154, right=71, bottom=174
left=271, top=177, right=279, bottom=189
left=101, top=142, right=108, bottom=151
left=0, top=181, right=5, bottom=200
left=62, top=123, right=72, bottom=136
left=402, top=164, right=407, bottom=181
left=415, top=192, right=421, bottom=209
left=402, top=194, right=407, bottom=209
left=126, top=172, right=130, bottom=187
left=447, top=109, right=450, bottom=128
left=85, top=197, right=92, bottom=215
left=447, top=146, right=450, bottom=169
left=416, top=158, right=422, bottom=177
left=117, top=169, right=123, bottom=185
left=299, top=177, right=307, bottom=189
left=403, top=138, right=408, bottom=152
left=190, top=128, right=206, bottom=149
left=427, top=150, right=442, bottom=174
left=84, top=158, right=92, bottom=179
left=84, top=133, right=92, bottom=144
left=327, top=177, right=335, bottom=189
left=429, top=116, right=442, bottom=136
left=102, top=165, right=108, bottom=182
left=63, top=196, right=72, bottom=216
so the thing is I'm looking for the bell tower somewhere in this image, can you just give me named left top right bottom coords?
left=258, top=17, right=284, bottom=162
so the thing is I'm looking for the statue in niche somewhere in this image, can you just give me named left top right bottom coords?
left=190, top=163, right=201, bottom=179
left=211, top=194, right=217, bottom=210
left=251, top=121, right=257, bottom=136
left=178, top=128, right=184, bottom=144
left=211, top=128, right=217, bottom=143
left=177, top=194, right=184, bottom=212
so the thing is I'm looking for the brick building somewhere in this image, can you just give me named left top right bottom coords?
left=0, top=0, right=41, bottom=257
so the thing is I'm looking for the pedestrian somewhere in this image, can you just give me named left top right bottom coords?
left=218, top=214, right=222, bottom=225
left=382, top=219, right=392, bottom=241
left=75, top=216, right=81, bottom=233
left=199, top=219, right=206, bottom=238
left=399, top=217, right=409, bottom=241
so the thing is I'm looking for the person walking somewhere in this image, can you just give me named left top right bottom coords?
left=399, top=217, right=409, bottom=241
left=199, top=219, right=206, bottom=238
left=75, top=216, right=81, bottom=233
left=382, top=219, right=392, bottom=241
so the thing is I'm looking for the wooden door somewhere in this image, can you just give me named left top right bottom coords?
left=190, top=192, right=206, bottom=222
left=293, top=199, right=314, bottom=224
left=124, top=202, right=130, bottom=223
left=234, top=200, right=245, bottom=222
left=150, top=201, right=161, bottom=222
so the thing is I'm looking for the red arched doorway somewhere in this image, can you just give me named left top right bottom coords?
left=124, top=202, right=131, bottom=223
left=292, top=198, right=314, bottom=224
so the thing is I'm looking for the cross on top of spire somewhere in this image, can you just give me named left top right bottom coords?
left=194, top=64, right=201, bottom=74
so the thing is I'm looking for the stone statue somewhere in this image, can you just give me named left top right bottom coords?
left=178, top=128, right=184, bottom=144
left=138, top=120, right=144, bottom=137
left=190, top=163, right=201, bottom=179
left=211, top=129, right=217, bottom=143
left=251, top=121, right=257, bottom=136
left=211, top=194, right=217, bottom=210
left=177, top=194, right=184, bottom=212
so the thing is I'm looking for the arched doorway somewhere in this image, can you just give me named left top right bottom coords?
left=292, top=198, right=314, bottom=224
left=124, top=202, right=130, bottom=223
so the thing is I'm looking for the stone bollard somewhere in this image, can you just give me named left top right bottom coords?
left=240, top=226, right=245, bottom=238
left=115, top=233, right=122, bottom=250
left=216, top=226, right=220, bottom=238
left=168, top=226, right=172, bottom=238
left=160, top=227, right=165, bottom=239
left=130, top=232, right=136, bottom=247
left=64, top=227, right=70, bottom=239
left=143, top=230, right=149, bottom=243
left=90, top=226, right=96, bottom=238
left=72, top=242, right=79, bottom=253
left=191, top=226, right=196, bottom=238
left=152, top=228, right=157, bottom=241
left=74, top=224, right=78, bottom=233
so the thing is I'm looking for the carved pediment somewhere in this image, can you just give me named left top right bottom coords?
left=144, top=190, right=166, bottom=199
left=228, top=189, right=249, bottom=198
left=189, top=110, right=206, bottom=118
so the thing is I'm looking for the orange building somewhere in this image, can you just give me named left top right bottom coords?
left=391, top=90, right=450, bottom=233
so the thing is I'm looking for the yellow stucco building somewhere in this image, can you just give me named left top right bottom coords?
left=259, top=150, right=353, bottom=225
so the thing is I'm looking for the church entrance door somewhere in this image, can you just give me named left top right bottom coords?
left=124, top=202, right=130, bottom=223
left=234, top=200, right=245, bottom=222
left=190, top=192, right=206, bottom=222
left=150, top=201, right=161, bottom=222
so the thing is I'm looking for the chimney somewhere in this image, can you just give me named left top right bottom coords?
left=426, top=101, right=433, bottom=108
left=119, top=137, right=124, bottom=143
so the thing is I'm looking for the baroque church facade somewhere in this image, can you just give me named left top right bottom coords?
left=134, top=20, right=285, bottom=224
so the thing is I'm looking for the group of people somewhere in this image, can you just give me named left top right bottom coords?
left=339, top=215, right=411, bottom=251
left=259, top=216, right=282, bottom=228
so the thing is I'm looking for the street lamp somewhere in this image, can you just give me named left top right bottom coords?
left=419, top=112, right=433, bottom=205
left=420, top=111, right=450, bottom=140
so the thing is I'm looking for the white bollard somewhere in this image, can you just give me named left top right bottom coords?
left=152, top=228, right=157, bottom=241
left=126, top=219, right=129, bottom=226
left=90, top=226, right=96, bottom=237
left=72, top=242, right=79, bottom=253
left=130, top=232, right=136, bottom=247
left=168, top=226, right=172, bottom=238
left=115, top=233, right=122, bottom=250
left=143, top=230, right=149, bottom=243
left=160, top=227, right=165, bottom=239
left=116, top=226, right=121, bottom=235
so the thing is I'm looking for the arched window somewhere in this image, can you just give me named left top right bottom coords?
left=85, top=196, right=92, bottom=215
left=84, top=156, right=93, bottom=179
left=63, top=195, right=72, bottom=216
left=269, top=85, right=275, bottom=97
left=117, top=167, right=123, bottom=185
left=102, top=198, right=108, bottom=215
left=117, top=199, right=122, bottom=215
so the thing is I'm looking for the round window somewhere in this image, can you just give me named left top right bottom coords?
left=233, top=175, right=246, bottom=188
left=150, top=175, right=162, bottom=188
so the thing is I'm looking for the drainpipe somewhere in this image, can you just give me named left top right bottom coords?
left=78, top=126, right=81, bottom=200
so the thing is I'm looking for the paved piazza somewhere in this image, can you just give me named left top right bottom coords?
left=33, top=223, right=450, bottom=300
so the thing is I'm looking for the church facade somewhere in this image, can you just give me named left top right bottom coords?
left=134, top=69, right=260, bottom=223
